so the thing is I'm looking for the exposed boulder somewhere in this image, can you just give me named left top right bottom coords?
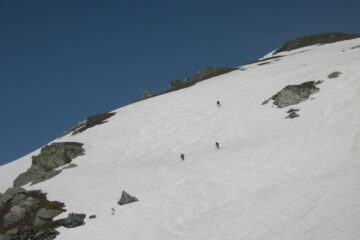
left=117, top=191, right=138, bottom=206
left=328, top=71, right=342, bottom=79
left=274, top=33, right=360, bottom=54
left=62, top=213, right=86, bottom=228
left=89, top=215, right=96, bottom=219
left=13, top=142, right=84, bottom=187
left=263, top=81, right=320, bottom=108
left=186, top=67, right=237, bottom=82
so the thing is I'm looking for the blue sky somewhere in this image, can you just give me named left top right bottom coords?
left=0, top=0, right=359, bottom=165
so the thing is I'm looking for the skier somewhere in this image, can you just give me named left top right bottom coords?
left=180, top=153, right=185, bottom=161
left=215, top=142, right=220, bottom=149
left=217, top=101, right=222, bottom=107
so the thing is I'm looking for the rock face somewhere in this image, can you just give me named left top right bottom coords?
left=117, top=191, right=138, bottom=206
left=274, top=33, right=360, bottom=54
left=0, top=188, right=66, bottom=240
left=13, top=142, right=85, bottom=187
left=62, top=112, right=116, bottom=136
left=62, top=213, right=86, bottom=228
left=263, top=81, right=320, bottom=108
left=186, top=67, right=238, bottom=82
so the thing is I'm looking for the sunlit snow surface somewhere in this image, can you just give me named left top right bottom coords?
left=1, top=38, right=360, bottom=240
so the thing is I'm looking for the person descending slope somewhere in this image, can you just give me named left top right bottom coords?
left=215, top=142, right=220, bottom=149
left=217, top=101, right=222, bottom=107
left=180, top=153, right=185, bottom=161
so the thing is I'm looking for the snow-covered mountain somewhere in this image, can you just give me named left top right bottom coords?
left=1, top=33, right=360, bottom=240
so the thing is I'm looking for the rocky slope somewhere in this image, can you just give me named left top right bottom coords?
left=1, top=33, right=360, bottom=240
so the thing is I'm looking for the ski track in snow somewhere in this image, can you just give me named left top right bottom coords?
left=1, top=38, right=360, bottom=240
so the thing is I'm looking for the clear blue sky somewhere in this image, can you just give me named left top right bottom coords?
left=0, top=0, right=359, bottom=165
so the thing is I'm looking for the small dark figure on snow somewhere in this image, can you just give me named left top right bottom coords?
left=180, top=153, right=185, bottom=161
left=217, top=101, right=221, bottom=107
left=215, top=142, right=220, bottom=149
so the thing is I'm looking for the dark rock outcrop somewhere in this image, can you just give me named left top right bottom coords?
left=62, top=112, right=116, bottom=136
left=62, top=213, right=86, bottom=228
left=62, top=163, right=78, bottom=169
left=328, top=71, right=342, bottom=79
left=89, top=215, right=96, bottom=219
left=132, top=66, right=238, bottom=104
left=117, top=191, right=138, bottom=206
left=13, top=142, right=85, bottom=187
left=169, top=79, right=184, bottom=89
left=263, top=81, right=321, bottom=108
left=143, top=89, right=153, bottom=99
left=274, top=33, right=360, bottom=54
left=34, top=208, right=64, bottom=227
left=186, top=67, right=237, bottom=82
left=0, top=188, right=87, bottom=240
left=286, top=109, right=300, bottom=119
left=0, top=188, right=66, bottom=240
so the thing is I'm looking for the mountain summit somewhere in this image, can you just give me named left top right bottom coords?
left=1, top=33, right=360, bottom=240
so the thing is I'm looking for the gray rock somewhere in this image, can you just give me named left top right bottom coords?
left=13, top=142, right=84, bottom=187
left=328, top=71, right=342, bottom=79
left=5, top=228, right=19, bottom=235
left=89, top=215, right=96, bottom=219
left=264, top=81, right=320, bottom=108
left=3, top=205, right=27, bottom=226
left=0, top=187, right=26, bottom=206
left=31, top=170, right=62, bottom=185
left=62, top=163, right=78, bottom=169
left=143, top=89, right=153, bottom=99
left=118, top=191, right=139, bottom=206
left=21, top=197, right=39, bottom=209
left=62, top=213, right=86, bottom=228
left=274, top=33, right=360, bottom=54
left=71, top=112, right=116, bottom=135
left=10, top=194, right=26, bottom=205
left=0, top=234, right=8, bottom=240
left=286, top=111, right=300, bottom=119
left=4, top=227, right=58, bottom=240
left=34, top=208, right=63, bottom=226
left=62, top=112, right=116, bottom=137
left=186, top=67, right=237, bottom=82
left=13, top=169, right=41, bottom=187
left=287, top=108, right=299, bottom=113
left=169, top=79, right=183, bottom=89
left=61, top=119, right=87, bottom=137
left=33, top=229, right=59, bottom=240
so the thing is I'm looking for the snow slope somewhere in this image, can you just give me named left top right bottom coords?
left=1, top=38, right=360, bottom=240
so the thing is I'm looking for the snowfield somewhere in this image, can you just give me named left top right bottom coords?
left=1, top=38, right=360, bottom=240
